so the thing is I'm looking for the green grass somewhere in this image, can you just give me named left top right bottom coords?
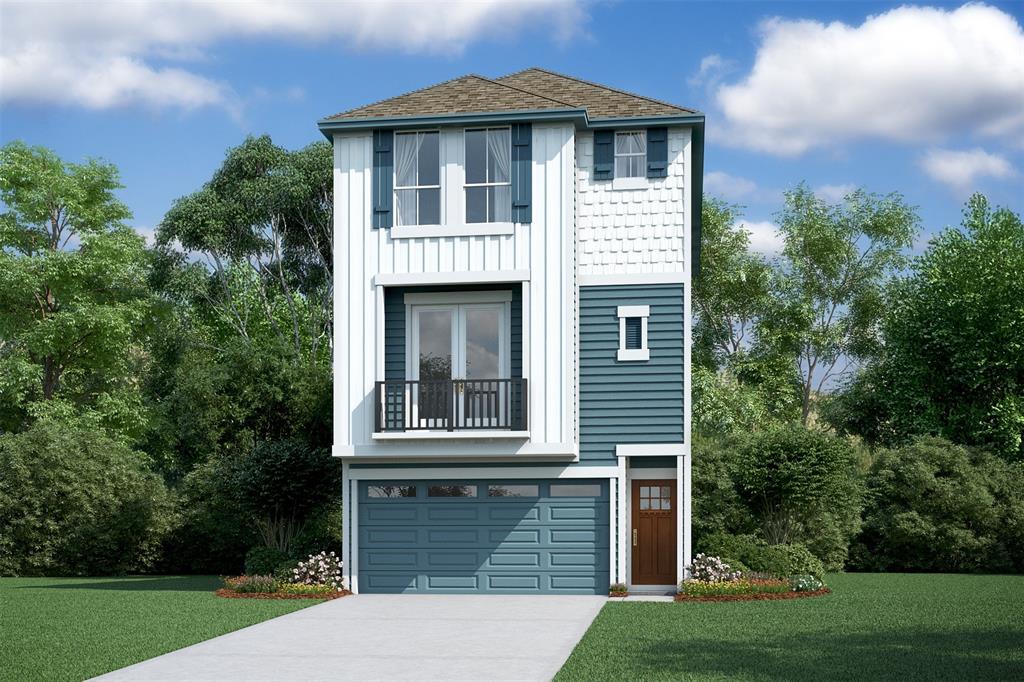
left=557, top=573, right=1024, bottom=681
left=0, top=575, right=321, bottom=682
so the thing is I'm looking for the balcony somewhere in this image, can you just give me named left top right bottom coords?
left=374, top=378, right=528, bottom=435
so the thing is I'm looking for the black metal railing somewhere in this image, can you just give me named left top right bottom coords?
left=374, top=378, right=528, bottom=433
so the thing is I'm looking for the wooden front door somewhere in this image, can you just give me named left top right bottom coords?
left=631, top=480, right=677, bottom=584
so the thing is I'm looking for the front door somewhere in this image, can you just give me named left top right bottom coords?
left=410, top=303, right=508, bottom=428
left=631, top=480, right=677, bottom=585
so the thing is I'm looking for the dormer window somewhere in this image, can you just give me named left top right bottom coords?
left=395, top=131, right=440, bottom=226
left=614, top=131, right=646, bottom=178
left=465, top=127, right=511, bottom=224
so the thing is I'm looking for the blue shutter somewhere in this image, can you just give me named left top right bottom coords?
left=646, top=127, right=668, bottom=178
left=372, top=130, right=393, bottom=229
left=624, top=317, right=642, bottom=350
left=593, top=130, right=614, bottom=181
left=511, top=123, right=532, bottom=224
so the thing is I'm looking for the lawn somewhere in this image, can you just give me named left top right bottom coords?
left=0, top=575, right=321, bottom=682
left=557, top=573, right=1024, bottom=681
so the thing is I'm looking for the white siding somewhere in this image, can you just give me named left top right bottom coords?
left=332, top=124, right=576, bottom=457
left=576, top=128, right=689, bottom=277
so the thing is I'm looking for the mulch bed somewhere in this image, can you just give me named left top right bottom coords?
left=215, top=588, right=351, bottom=600
left=674, top=588, right=831, bottom=602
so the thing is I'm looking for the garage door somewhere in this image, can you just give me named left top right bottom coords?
left=358, top=479, right=610, bottom=594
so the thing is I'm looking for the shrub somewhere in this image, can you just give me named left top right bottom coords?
left=274, top=560, right=300, bottom=584
left=244, top=546, right=290, bottom=576
left=733, top=427, right=864, bottom=570
left=0, top=419, right=174, bottom=576
left=278, top=582, right=338, bottom=595
left=292, top=551, right=344, bottom=589
left=678, top=578, right=790, bottom=597
left=687, top=554, right=742, bottom=583
left=852, top=437, right=1024, bottom=572
left=756, top=544, right=825, bottom=579
left=609, top=582, right=628, bottom=594
left=226, top=575, right=277, bottom=593
left=790, top=575, right=825, bottom=592
left=692, top=437, right=758, bottom=551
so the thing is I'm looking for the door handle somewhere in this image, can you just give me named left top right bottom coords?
left=632, top=529, right=637, bottom=547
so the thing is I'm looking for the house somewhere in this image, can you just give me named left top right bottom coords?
left=318, top=68, right=703, bottom=594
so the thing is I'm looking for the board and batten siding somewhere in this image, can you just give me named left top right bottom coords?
left=579, top=284, right=685, bottom=466
left=333, top=124, right=575, bottom=455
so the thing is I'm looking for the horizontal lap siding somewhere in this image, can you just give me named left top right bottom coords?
left=579, top=284, right=685, bottom=465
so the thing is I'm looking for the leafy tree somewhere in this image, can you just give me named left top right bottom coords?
left=829, top=196, right=1024, bottom=460
left=0, top=417, right=174, bottom=575
left=0, top=142, right=150, bottom=436
left=852, top=437, right=1024, bottom=572
left=732, top=426, right=864, bottom=569
left=764, top=184, right=918, bottom=424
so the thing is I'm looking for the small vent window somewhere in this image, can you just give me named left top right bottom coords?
left=624, top=317, right=643, bottom=350
left=617, top=305, right=650, bottom=361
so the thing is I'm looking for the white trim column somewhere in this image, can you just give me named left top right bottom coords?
left=616, top=457, right=627, bottom=586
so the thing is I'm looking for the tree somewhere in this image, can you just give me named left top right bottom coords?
left=764, top=184, right=918, bottom=424
left=0, top=142, right=150, bottom=435
left=828, top=195, right=1024, bottom=460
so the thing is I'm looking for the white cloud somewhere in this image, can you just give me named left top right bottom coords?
left=688, top=54, right=736, bottom=90
left=815, top=183, right=856, bottom=203
left=713, top=4, right=1024, bottom=155
left=704, top=170, right=782, bottom=204
left=0, top=0, right=584, bottom=114
left=919, top=147, right=1017, bottom=193
left=739, top=220, right=784, bottom=256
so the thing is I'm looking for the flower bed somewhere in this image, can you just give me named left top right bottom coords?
left=215, top=587, right=350, bottom=600
left=674, top=587, right=831, bottom=602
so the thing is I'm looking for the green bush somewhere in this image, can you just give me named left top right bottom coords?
left=226, top=575, right=277, bottom=593
left=0, top=419, right=175, bottom=576
left=244, top=546, right=290, bottom=575
left=733, top=427, right=864, bottom=570
left=678, top=578, right=790, bottom=597
left=699, top=532, right=824, bottom=579
left=852, top=437, right=1024, bottom=572
left=692, top=437, right=758, bottom=551
left=274, top=560, right=300, bottom=584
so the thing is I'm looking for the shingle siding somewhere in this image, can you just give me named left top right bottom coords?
left=579, top=284, right=685, bottom=465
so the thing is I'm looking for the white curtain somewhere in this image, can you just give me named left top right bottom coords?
left=395, top=133, right=418, bottom=188
left=488, top=128, right=511, bottom=183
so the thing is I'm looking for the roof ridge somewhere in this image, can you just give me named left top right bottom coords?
left=498, top=67, right=698, bottom=116
left=322, top=72, right=576, bottom=122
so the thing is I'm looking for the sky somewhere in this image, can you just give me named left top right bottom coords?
left=1, top=0, right=1022, bottom=254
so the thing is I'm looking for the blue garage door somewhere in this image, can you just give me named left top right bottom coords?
left=358, top=479, right=610, bottom=594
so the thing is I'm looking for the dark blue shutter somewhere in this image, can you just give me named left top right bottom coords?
left=593, top=130, right=614, bottom=181
left=624, top=317, right=642, bottom=350
left=511, top=123, right=532, bottom=224
left=646, top=127, right=668, bottom=178
left=372, top=130, right=393, bottom=229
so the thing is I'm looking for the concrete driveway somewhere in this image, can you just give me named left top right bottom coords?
left=93, top=594, right=606, bottom=681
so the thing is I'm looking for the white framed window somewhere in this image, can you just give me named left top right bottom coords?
left=395, top=131, right=441, bottom=226
left=464, top=127, right=511, bottom=224
left=617, top=304, right=650, bottom=361
left=614, top=131, right=646, bottom=179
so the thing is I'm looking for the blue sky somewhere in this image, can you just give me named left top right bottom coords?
left=2, top=1, right=1022, bottom=253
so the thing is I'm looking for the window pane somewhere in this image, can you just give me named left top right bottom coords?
left=661, top=486, right=672, bottom=499
left=631, top=156, right=644, bottom=178
left=489, top=185, right=511, bottom=223
left=396, top=189, right=417, bottom=226
left=615, top=133, right=632, bottom=154
left=662, top=498, right=671, bottom=511
left=428, top=484, right=477, bottom=497
left=632, top=132, right=647, bottom=154
left=417, top=310, right=452, bottom=380
left=464, top=307, right=501, bottom=379
left=488, top=484, right=539, bottom=497
left=640, top=498, right=650, bottom=510
left=651, top=498, right=661, bottom=510
left=550, top=483, right=601, bottom=497
left=418, top=188, right=440, bottom=225
left=466, top=186, right=488, bottom=223
left=395, top=134, right=417, bottom=188
left=640, top=486, right=650, bottom=497
left=367, top=485, right=416, bottom=498
left=465, top=129, right=487, bottom=183
left=418, top=132, right=439, bottom=186
left=488, top=128, right=511, bottom=183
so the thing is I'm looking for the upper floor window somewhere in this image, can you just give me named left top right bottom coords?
left=614, top=131, right=646, bottom=179
left=617, top=304, right=650, bottom=361
left=465, top=128, right=511, bottom=224
left=395, top=131, right=440, bottom=226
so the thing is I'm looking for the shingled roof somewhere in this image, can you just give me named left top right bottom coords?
left=321, top=68, right=697, bottom=123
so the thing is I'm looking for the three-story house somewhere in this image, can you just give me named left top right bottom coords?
left=319, top=69, right=704, bottom=594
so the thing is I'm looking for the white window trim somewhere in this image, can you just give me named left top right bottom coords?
left=617, top=304, right=650, bottom=362
left=464, top=127, right=512, bottom=225
left=393, top=129, right=442, bottom=228
left=613, top=130, right=647, bottom=186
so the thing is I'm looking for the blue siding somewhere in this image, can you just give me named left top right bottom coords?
left=579, top=284, right=685, bottom=466
left=358, top=479, right=609, bottom=593
left=384, top=284, right=522, bottom=381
